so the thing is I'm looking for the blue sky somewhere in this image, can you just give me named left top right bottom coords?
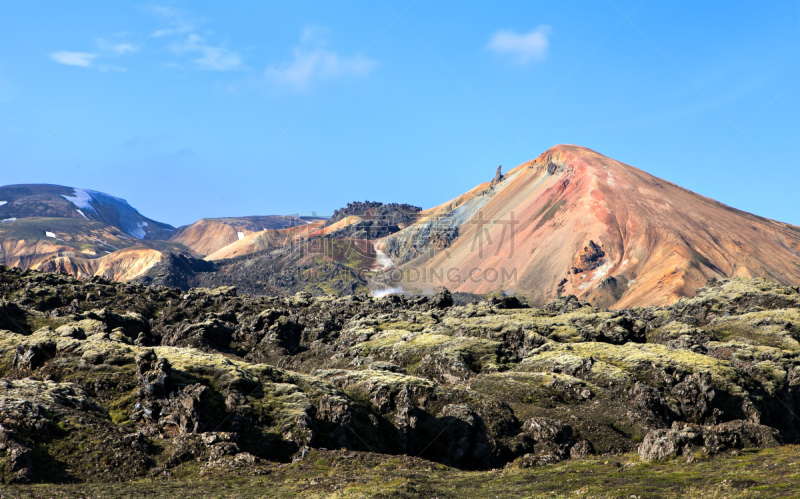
left=1, top=1, right=799, bottom=227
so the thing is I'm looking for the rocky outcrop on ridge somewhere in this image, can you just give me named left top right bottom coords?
left=323, top=201, right=422, bottom=239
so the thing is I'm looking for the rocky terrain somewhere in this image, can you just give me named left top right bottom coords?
left=1, top=266, right=800, bottom=492
left=322, top=201, right=422, bottom=240
left=0, top=185, right=197, bottom=282
left=134, top=237, right=374, bottom=297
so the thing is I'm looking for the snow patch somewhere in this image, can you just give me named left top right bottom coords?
left=62, top=189, right=95, bottom=211
left=45, top=231, right=57, bottom=238
left=237, top=231, right=245, bottom=240
left=2, top=218, right=17, bottom=223
left=76, top=209, right=88, bottom=219
left=62, top=188, right=153, bottom=239
left=0, top=201, right=7, bottom=207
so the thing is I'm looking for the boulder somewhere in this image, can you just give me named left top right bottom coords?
left=135, top=349, right=171, bottom=398
left=13, top=338, right=56, bottom=370
left=430, top=404, right=492, bottom=469
left=638, top=420, right=780, bottom=461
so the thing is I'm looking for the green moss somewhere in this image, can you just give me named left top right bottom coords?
left=355, top=330, right=508, bottom=376
left=375, top=321, right=425, bottom=333
left=107, top=388, right=137, bottom=426
left=517, top=341, right=742, bottom=394
left=471, top=371, right=602, bottom=408
left=706, top=309, right=800, bottom=352
left=534, top=199, right=566, bottom=231
left=5, top=446, right=800, bottom=497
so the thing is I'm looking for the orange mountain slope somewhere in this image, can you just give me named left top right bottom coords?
left=382, top=145, right=800, bottom=308
left=204, top=221, right=327, bottom=261
left=36, top=247, right=168, bottom=281
left=0, top=217, right=197, bottom=282
left=171, top=216, right=323, bottom=257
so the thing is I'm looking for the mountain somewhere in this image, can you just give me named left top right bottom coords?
left=5, top=146, right=800, bottom=309
left=202, top=220, right=326, bottom=260
left=0, top=184, right=174, bottom=239
left=380, top=145, right=800, bottom=308
left=0, top=184, right=193, bottom=279
left=171, top=215, right=325, bottom=257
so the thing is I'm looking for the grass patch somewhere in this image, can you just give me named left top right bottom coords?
left=534, top=199, right=566, bottom=231
left=6, top=446, right=800, bottom=498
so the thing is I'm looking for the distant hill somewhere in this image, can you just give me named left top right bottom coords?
left=0, top=184, right=187, bottom=279
left=0, top=184, right=174, bottom=239
left=170, top=215, right=324, bottom=257
left=0, top=183, right=333, bottom=286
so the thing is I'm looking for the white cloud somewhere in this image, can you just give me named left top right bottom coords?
left=153, top=28, right=178, bottom=38
left=488, top=26, right=551, bottom=64
left=300, top=25, right=327, bottom=45
left=51, top=51, right=97, bottom=67
left=96, top=38, right=136, bottom=55
left=265, top=27, right=375, bottom=92
left=168, top=33, right=243, bottom=71
left=51, top=39, right=134, bottom=70
left=145, top=4, right=242, bottom=71
left=193, top=44, right=243, bottom=71
left=148, top=3, right=197, bottom=36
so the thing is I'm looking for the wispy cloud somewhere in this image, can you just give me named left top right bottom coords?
left=51, top=51, right=98, bottom=67
left=150, top=4, right=198, bottom=39
left=488, top=26, right=551, bottom=65
left=51, top=37, right=136, bottom=69
left=146, top=4, right=243, bottom=71
left=96, top=38, right=136, bottom=55
left=169, top=33, right=243, bottom=71
left=265, top=27, right=376, bottom=92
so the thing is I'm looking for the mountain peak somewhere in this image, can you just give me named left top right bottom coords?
left=386, top=146, right=800, bottom=308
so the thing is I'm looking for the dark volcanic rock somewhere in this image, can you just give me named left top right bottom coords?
left=325, top=201, right=422, bottom=228
left=639, top=420, right=780, bottom=461
left=0, top=267, right=798, bottom=484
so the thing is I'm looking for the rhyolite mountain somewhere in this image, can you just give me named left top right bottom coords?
left=3, top=145, right=800, bottom=309
left=0, top=184, right=318, bottom=282
left=380, top=145, right=800, bottom=308
left=170, top=215, right=325, bottom=257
